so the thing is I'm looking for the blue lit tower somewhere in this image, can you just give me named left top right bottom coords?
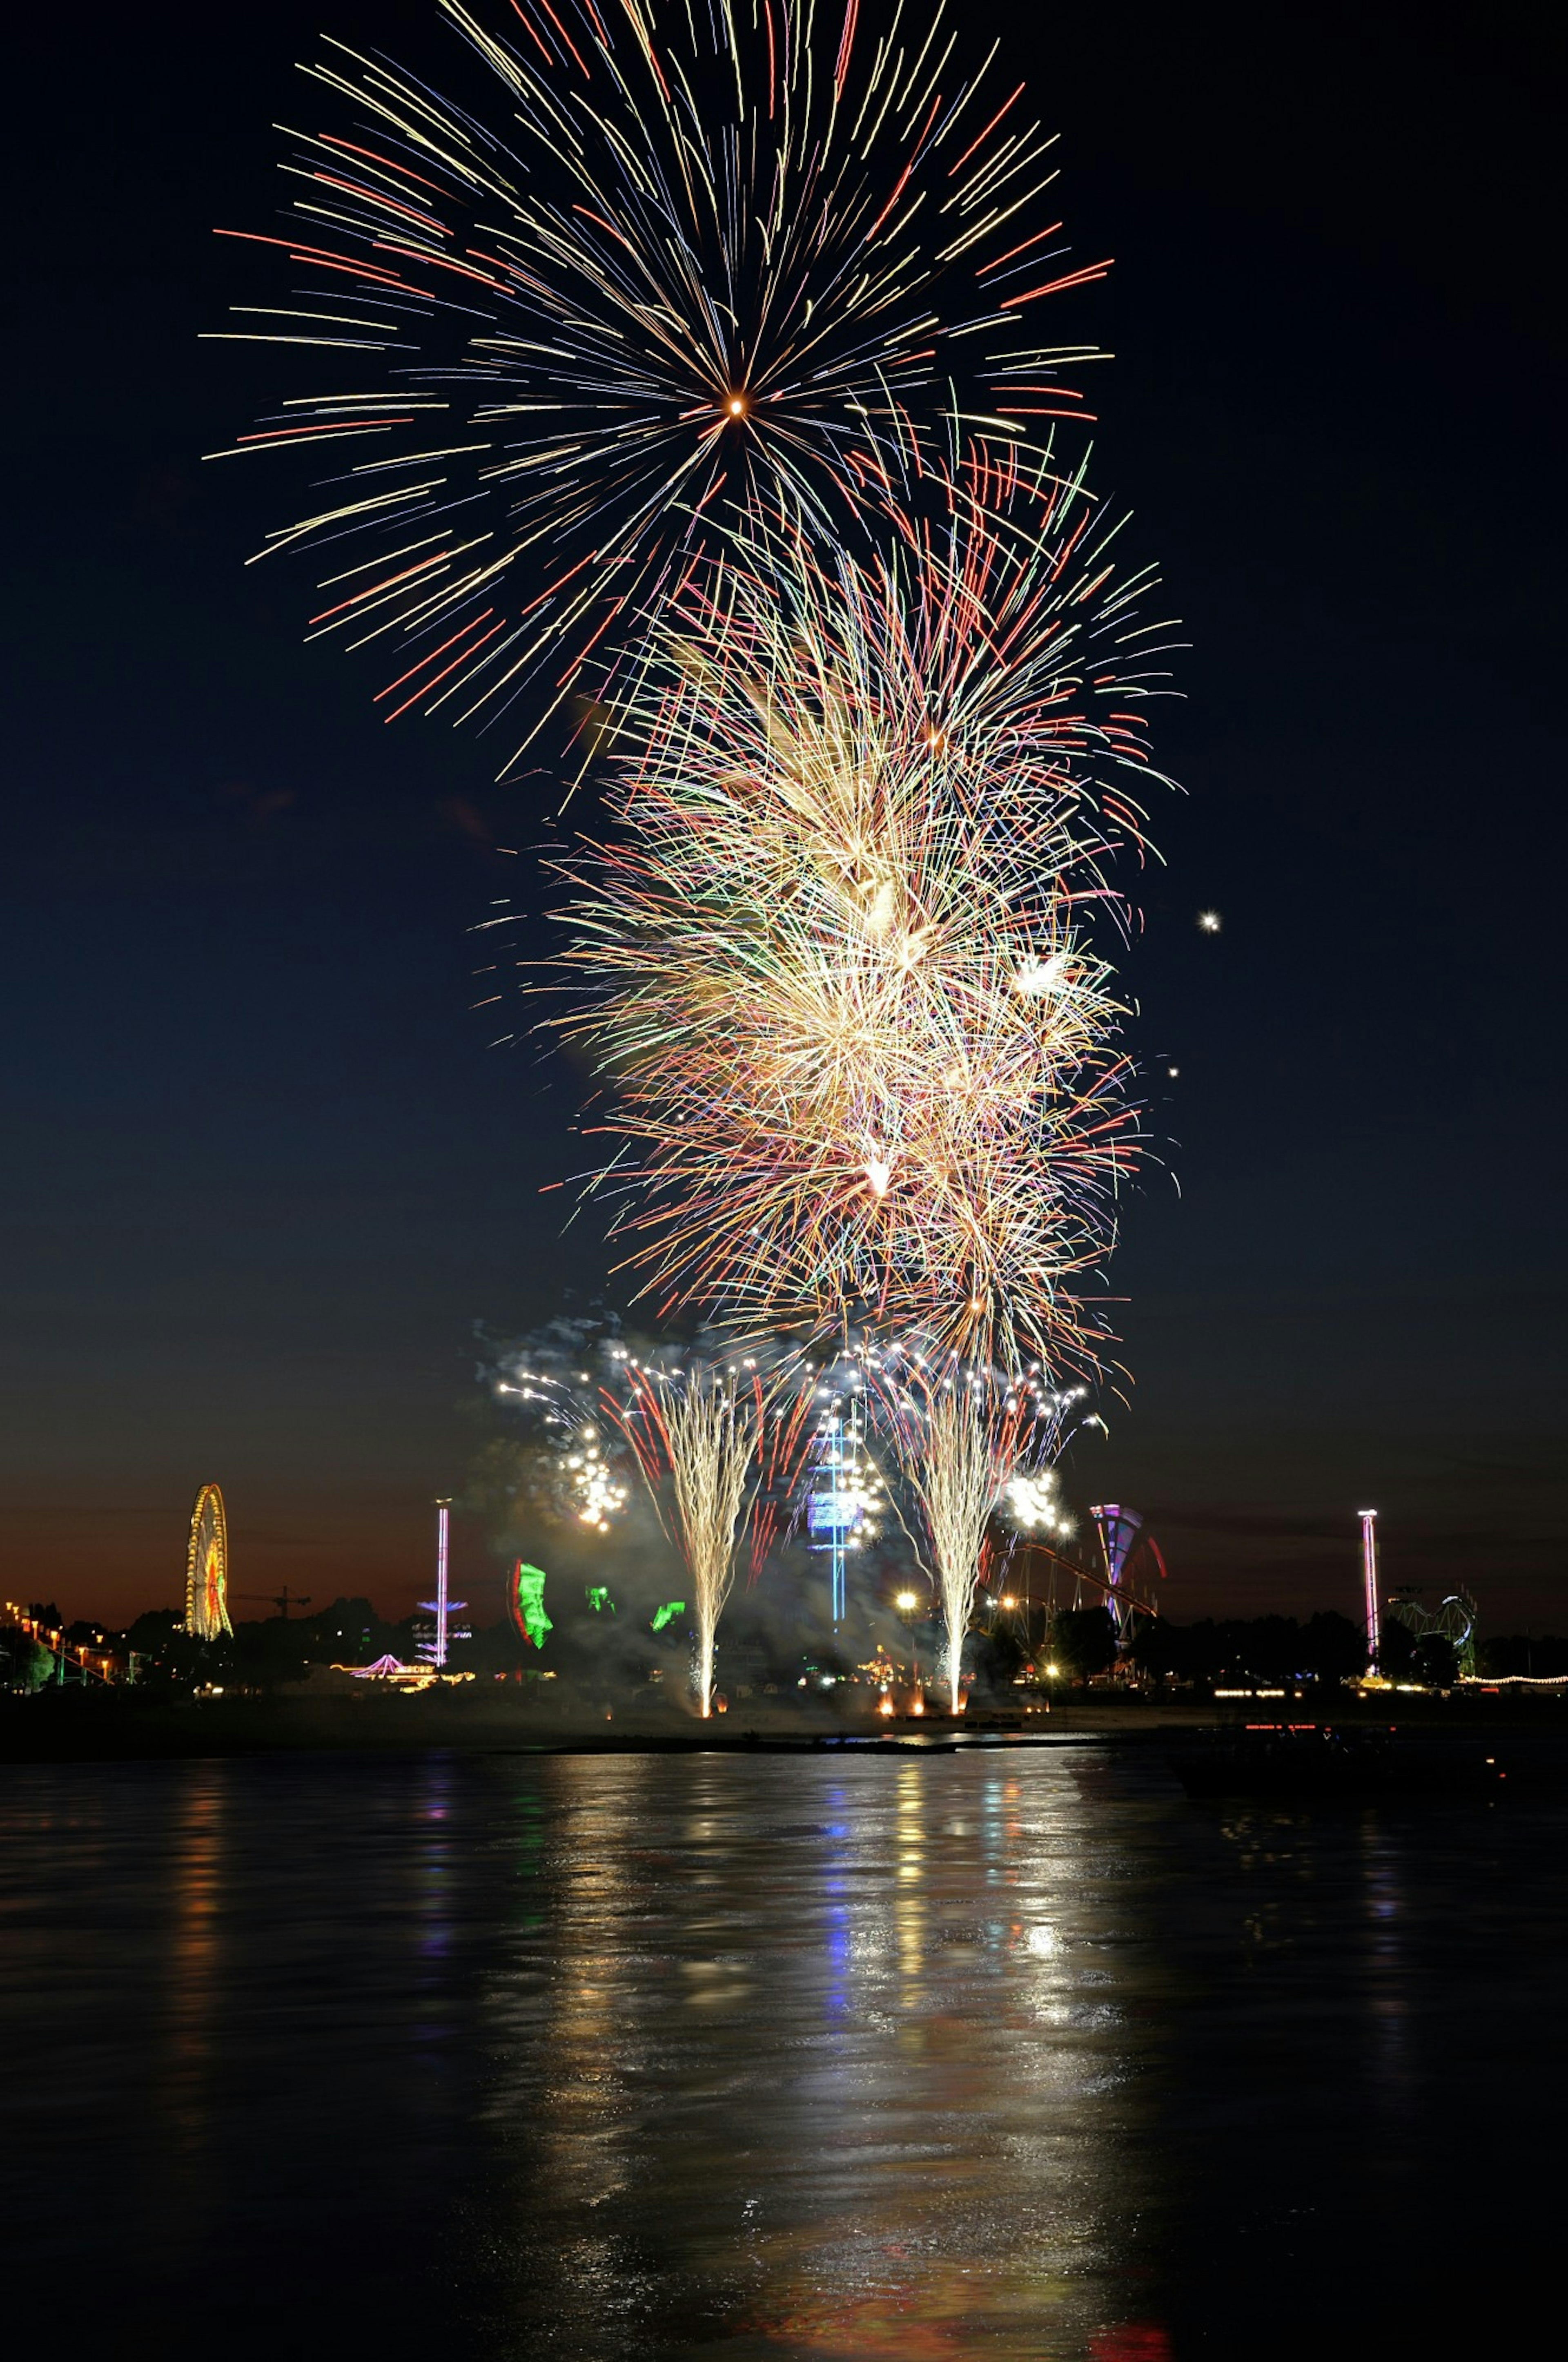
left=808, top=1411, right=853, bottom=1625
left=806, top=1385, right=880, bottom=1628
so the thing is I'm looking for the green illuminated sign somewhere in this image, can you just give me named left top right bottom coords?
left=513, top=1564, right=553, bottom=1650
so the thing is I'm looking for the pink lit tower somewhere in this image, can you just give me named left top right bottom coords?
left=419, top=1498, right=466, bottom=1669
left=1359, top=1509, right=1381, bottom=1672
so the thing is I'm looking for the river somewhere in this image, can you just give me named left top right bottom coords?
left=3, top=1745, right=1561, bottom=2356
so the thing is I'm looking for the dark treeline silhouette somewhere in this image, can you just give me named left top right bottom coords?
left=22, top=1595, right=1568, bottom=1700
left=1120, top=1615, right=1568, bottom=1689
left=1476, top=1633, right=1568, bottom=1679
left=1129, top=1610, right=1366, bottom=1685
left=118, top=1592, right=695, bottom=1691
left=122, top=1597, right=534, bottom=1686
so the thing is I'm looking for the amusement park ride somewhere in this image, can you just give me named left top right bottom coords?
left=417, top=1499, right=469, bottom=1668
left=184, top=1484, right=233, bottom=1641
left=183, top=1486, right=312, bottom=1636
left=1386, top=1582, right=1479, bottom=1679
left=1359, top=1508, right=1478, bottom=1679
left=808, top=1405, right=880, bottom=1625
left=990, top=1505, right=1166, bottom=1646
left=1088, top=1505, right=1168, bottom=1643
left=1360, top=1508, right=1381, bottom=1668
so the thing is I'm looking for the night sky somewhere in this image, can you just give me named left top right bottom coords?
left=7, top=0, right=1563, bottom=1630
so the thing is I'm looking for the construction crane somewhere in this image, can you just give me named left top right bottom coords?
left=238, top=1588, right=313, bottom=1619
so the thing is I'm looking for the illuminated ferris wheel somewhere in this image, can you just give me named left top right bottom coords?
left=185, top=1483, right=234, bottom=1640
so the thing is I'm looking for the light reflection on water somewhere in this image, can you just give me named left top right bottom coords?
left=479, top=1753, right=1169, bottom=2358
left=1, top=1748, right=1564, bottom=2359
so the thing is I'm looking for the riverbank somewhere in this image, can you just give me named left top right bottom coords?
left=2, top=1679, right=1563, bottom=1761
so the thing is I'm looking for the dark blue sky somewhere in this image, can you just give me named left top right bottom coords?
left=5, top=0, right=1563, bottom=1626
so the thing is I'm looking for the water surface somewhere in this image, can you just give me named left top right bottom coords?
left=2, top=1747, right=1560, bottom=2357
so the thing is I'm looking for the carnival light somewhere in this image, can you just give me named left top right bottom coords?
left=1360, top=1509, right=1381, bottom=1673
left=509, top=1560, right=554, bottom=1651
left=418, top=1498, right=468, bottom=1667
left=184, top=1484, right=234, bottom=1642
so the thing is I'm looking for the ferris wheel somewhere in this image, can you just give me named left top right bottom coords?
left=184, top=1484, right=234, bottom=1641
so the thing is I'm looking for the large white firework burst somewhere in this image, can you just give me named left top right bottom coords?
left=543, top=448, right=1175, bottom=1373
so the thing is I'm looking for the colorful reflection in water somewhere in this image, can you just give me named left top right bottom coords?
left=480, top=1751, right=1169, bottom=2357
left=2, top=1749, right=1565, bottom=2359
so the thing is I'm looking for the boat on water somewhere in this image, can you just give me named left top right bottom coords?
left=1171, top=1721, right=1510, bottom=1800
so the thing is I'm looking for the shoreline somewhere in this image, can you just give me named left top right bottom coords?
left=3, top=1685, right=1564, bottom=1764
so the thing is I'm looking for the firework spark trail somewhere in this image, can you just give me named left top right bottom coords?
left=900, top=1385, right=1003, bottom=1713
left=494, top=1334, right=636, bottom=1532
left=545, top=451, right=1176, bottom=1372
left=208, top=0, right=1109, bottom=764
left=612, top=1345, right=828, bottom=1704
left=871, top=1343, right=1087, bottom=1711
left=496, top=1325, right=813, bottom=1702
left=625, top=1367, right=756, bottom=1718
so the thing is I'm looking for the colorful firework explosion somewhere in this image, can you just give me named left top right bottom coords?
left=209, top=0, right=1109, bottom=762
left=543, top=451, right=1174, bottom=1372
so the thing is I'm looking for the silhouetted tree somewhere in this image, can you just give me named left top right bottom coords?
left=1300, top=1612, right=1364, bottom=1682
left=1054, top=1606, right=1117, bottom=1679
left=1477, top=1633, right=1568, bottom=1679
left=1413, top=1632, right=1459, bottom=1687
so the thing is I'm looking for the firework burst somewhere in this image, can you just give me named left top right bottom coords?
left=497, top=1324, right=811, bottom=1706
left=494, top=1338, right=635, bottom=1532
left=627, top=1365, right=756, bottom=1717
left=869, top=1340, right=1089, bottom=1711
left=209, top=0, right=1108, bottom=762
left=545, top=451, right=1174, bottom=1372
